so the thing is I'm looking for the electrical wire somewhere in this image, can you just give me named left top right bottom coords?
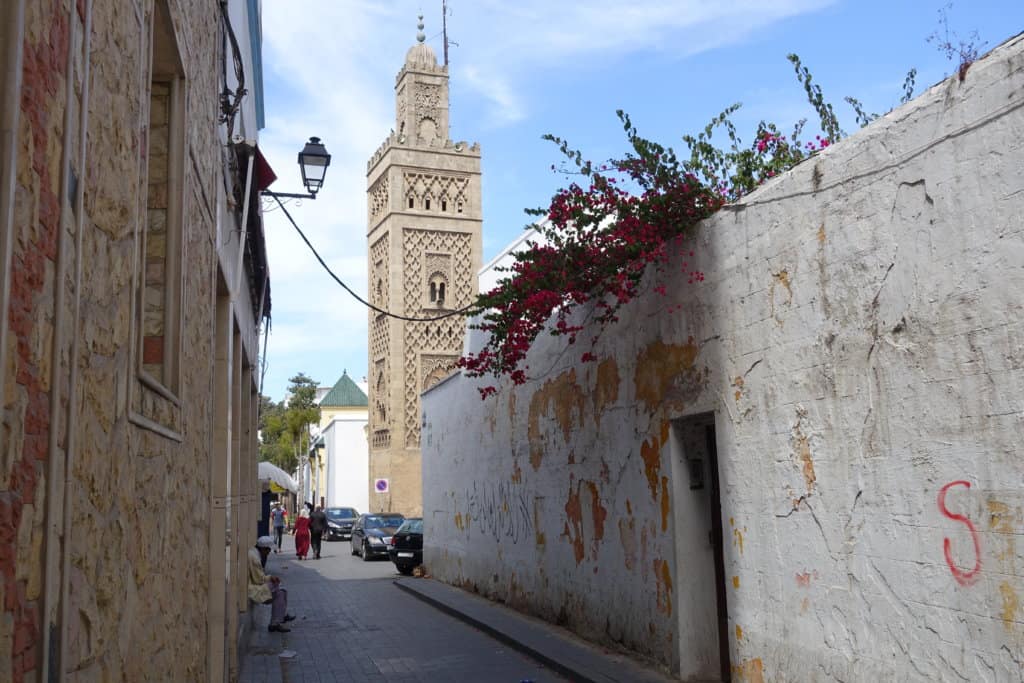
left=218, top=1, right=247, bottom=141
left=270, top=193, right=477, bottom=322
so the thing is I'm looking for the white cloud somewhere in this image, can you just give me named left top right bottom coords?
left=253, top=0, right=838, bottom=397
left=445, top=0, right=835, bottom=123
left=459, top=66, right=525, bottom=126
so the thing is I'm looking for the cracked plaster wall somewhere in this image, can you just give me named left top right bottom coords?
left=422, top=34, right=1024, bottom=681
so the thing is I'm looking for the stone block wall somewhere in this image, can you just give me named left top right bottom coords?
left=422, top=35, right=1024, bottom=680
left=1, top=0, right=262, bottom=680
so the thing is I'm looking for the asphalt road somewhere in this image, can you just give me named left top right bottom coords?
left=239, top=534, right=564, bottom=683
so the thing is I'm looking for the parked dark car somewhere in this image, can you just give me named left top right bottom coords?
left=325, top=506, right=359, bottom=541
left=388, top=517, right=423, bottom=575
left=350, top=513, right=405, bottom=561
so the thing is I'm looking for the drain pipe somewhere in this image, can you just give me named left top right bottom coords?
left=40, top=1, right=81, bottom=679
left=40, top=1, right=91, bottom=679
left=0, top=0, right=25, bottom=489
left=232, top=148, right=255, bottom=301
left=58, top=0, right=92, bottom=673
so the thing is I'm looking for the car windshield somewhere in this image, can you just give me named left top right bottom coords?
left=398, top=519, right=423, bottom=534
left=365, top=515, right=404, bottom=529
left=326, top=508, right=356, bottom=519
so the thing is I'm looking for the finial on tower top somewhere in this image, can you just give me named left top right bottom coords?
left=416, top=15, right=425, bottom=43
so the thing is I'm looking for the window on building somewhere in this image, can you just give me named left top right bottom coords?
left=140, top=0, right=185, bottom=395
left=427, top=272, right=448, bottom=308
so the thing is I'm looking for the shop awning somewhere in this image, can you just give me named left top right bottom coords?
left=258, top=461, right=297, bottom=493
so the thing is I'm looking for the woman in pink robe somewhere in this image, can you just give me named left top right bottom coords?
left=294, top=509, right=311, bottom=560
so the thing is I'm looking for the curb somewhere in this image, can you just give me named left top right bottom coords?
left=394, top=579, right=598, bottom=683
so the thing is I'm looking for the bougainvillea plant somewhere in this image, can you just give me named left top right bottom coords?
left=457, top=54, right=912, bottom=399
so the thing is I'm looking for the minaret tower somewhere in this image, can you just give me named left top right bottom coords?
left=365, top=17, right=482, bottom=516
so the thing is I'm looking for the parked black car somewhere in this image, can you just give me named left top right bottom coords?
left=325, top=507, right=359, bottom=541
left=388, top=517, right=423, bottom=575
left=350, top=513, right=405, bottom=561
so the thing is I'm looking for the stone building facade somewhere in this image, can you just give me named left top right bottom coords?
left=422, top=36, right=1024, bottom=681
left=0, top=1, right=271, bottom=680
left=366, top=21, right=482, bottom=516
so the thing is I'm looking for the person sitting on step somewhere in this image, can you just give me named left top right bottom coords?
left=248, top=536, right=296, bottom=632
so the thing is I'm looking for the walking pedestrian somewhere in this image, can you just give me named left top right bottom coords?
left=309, top=505, right=328, bottom=559
left=294, top=507, right=311, bottom=560
left=270, top=501, right=285, bottom=553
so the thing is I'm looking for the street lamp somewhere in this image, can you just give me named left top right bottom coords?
left=262, top=136, right=331, bottom=200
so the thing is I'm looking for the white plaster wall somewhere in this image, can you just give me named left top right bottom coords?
left=423, top=35, right=1024, bottom=681
left=325, top=413, right=370, bottom=513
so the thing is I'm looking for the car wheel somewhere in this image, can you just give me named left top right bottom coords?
left=362, top=541, right=372, bottom=562
left=396, top=564, right=413, bottom=576
left=350, top=540, right=358, bottom=556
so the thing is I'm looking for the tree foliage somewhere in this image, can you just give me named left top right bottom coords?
left=258, top=373, right=321, bottom=473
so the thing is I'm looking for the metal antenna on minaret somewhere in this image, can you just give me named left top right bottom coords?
left=442, top=0, right=458, bottom=66
left=442, top=0, right=449, bottom=66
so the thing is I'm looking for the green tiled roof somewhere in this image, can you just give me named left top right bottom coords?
left=320, top=371, right=368, bottom=407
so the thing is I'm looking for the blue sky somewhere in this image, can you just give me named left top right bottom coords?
left=256, top=0, right=1023, bottom=401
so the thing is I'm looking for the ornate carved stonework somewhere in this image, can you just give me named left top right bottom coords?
left=420, top=354, right=458, bottom=391
left=414, top=83, right=441, bottom=109
left=396, top=83, right=407, bottom=132
left=368, top=176, right=389, bottom=223
left=402, top=228, right=472, bottom=446
left=402, top=172, right=470, bottom=212
left=370, top=233, right=389, bottom=309
left=423, top=252, right=452, bottom=308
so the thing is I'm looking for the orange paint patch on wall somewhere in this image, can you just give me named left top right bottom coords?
left=732, top=658, right=765, bottom=683
left=792, top=417, right=816, bottom=493
left=564, top=485, right=585, bottom=565
left=511, top=462, right=522, bottom=483
left=634, top=338, right=700, bottom=411
left=653, top=558, right=673, bottom=616
left=564, top=479, right=606, bottom=565
left=660, top=476, right=670, bottom=532
left=732, top=375, right=744, bottom=402
left=999, top=581, right=1019, bottom=632
left=735, top=624, right=743, bottom=640
left=987, top=499, right=1020, bottom=533
left=593, top=357, right=620, bottom=423
left=817, top=223, right=826, bottom=243
left=641, top=437, right=661, bottom=500
left=619, top=517, right=637, bottom=571
left=732, top=575, right=740, bottom=589
left=528, top=368, right=585, bottom=470
left=733, top=527, right=745, bottom=554
left=795, top=572, right=812, bottom=587
left=533, top=499, right=546, bottom=547
left=773, top=269, right=793, bottom=301
left=588, top=481, right=608, bottom=543
left=454, top=512, right=464, bottom=531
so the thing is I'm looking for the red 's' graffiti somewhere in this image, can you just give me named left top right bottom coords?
left=937, top=480, right=982, bottom=586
